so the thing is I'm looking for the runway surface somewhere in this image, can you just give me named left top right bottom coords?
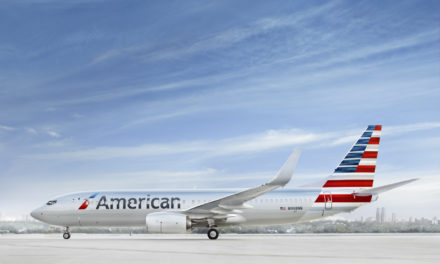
left=0, top=233, right=439, bottom=264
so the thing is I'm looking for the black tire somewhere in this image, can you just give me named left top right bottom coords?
left=207, top=228, right=219, bottom=240
left=63, top=233, right=71, bottom=239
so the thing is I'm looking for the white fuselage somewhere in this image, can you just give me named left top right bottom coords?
left=31, top=188, right=368, bottom=228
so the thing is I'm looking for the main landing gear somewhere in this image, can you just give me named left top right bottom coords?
left=207, top=228, right=219, bottom=240
left=63, top=226, right=71, bottom=239
left=206, top=218, right=219, bottom=240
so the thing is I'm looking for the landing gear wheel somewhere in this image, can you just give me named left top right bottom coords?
left=207, top=228, right=219, bottom=240
left=63, top=226, right=71, bottom=239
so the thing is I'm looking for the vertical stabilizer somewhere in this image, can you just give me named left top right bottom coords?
left=323, top=125, right=382, bottom=188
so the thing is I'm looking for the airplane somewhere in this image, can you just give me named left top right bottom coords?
left=31, top=125, right=417, bottom=240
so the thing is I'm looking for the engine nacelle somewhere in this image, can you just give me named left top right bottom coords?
left=146, top=212, right=191, bottom=233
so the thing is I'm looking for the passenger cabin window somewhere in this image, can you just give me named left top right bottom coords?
left=46, top=200, right=57, bottom=206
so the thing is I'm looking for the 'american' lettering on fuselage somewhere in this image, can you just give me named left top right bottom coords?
left=96, top=195, right=181, bottom=210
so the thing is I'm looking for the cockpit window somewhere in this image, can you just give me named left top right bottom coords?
left=46, top=200, right=57, bottom=206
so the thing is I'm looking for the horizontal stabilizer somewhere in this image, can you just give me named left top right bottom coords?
left=355, top=178, right=418, bottom=196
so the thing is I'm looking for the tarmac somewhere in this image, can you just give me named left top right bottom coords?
left=0, top=233, right=439, bottom=264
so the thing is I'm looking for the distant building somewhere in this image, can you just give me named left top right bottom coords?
left=392, top=213, right=396, bottom=223
left=376, top=208, right=381, bottom=223
left=381, top=207, right=386, bottom=223
left=433, top=217, right=438, bottom=225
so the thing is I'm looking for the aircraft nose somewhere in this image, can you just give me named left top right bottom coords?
left=30, top=207, right=44, bottom=221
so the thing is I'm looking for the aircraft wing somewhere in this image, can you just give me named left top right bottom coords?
left=184, top=148, right=301, bottom=217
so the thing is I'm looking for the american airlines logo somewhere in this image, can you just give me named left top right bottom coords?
left=81, top=195, right=182, bottom=210
left=78, top=192, right=99, bottom=210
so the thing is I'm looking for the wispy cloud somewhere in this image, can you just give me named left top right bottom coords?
left=48, top=72, right=237, bottom=106
left=22, top=168, right=280, bottom=191
left=0, top=125, right=15, bottom=131
left=384, top=122, right=440, bottom=135
left=46, top=131, right=61, bottom=138
left=90, top=44, right=152, bottom=65
left=302, top=30, right=440, bottom=70
left=83, top=1, right=340, bottom=67
left=325, top=123, right=440, bottom=148
left=146, top=2, right=339, bottom=62
left=42, top=28, right=438, bottom=118
left=25, top=127, right=37, bottom=134
left=28, top=128, right=329, bottom=160
left=27, top=122, right=440, bottom=161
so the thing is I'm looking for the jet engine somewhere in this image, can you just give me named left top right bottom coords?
left=146, top=212, right=191, bottom=233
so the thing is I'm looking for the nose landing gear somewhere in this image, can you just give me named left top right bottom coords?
left=63, top=227, right=71, bottom=239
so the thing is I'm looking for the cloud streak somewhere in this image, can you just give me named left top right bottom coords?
left=46, top=131, right=61, bottom=138
left=145, top=2, right=339, bottom=62
left=29, top=128, right=321, bottom=160
left=384, top=122, right=440, bottom=135
left=27, top=122, right=440, bottom=161
left=0, top=125, right=15, bottom=131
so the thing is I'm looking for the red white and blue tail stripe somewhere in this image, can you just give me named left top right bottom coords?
left=304, top=126, right=415, bottom=221
left=323, top=125, right=381, bottom=188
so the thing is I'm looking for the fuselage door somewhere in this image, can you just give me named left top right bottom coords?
left=324, top=191, right=332, bottom=210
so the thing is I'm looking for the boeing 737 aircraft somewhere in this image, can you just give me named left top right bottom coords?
left=31, top=125, right=417, bottom=239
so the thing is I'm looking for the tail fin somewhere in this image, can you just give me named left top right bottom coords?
left=323, top=125, right=382, bottom=188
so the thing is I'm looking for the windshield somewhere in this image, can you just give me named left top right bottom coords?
left=46, top=200, right=57, bottom=206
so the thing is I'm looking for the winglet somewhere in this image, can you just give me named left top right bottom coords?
left=269, top=148, right=301, bottom=186
left=355, top=178, right=418, bottom=196
left=184, top=148, right=302, bottom=215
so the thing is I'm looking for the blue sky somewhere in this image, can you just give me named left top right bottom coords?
left=0, top=0, right=439, bottom=220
